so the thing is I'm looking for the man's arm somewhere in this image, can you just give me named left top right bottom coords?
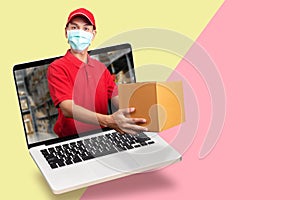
left=59, top=99, right=148, bottom=134
left=111, top=96, right=119, bottom=109
left=59, top=100, right=109, bottom=126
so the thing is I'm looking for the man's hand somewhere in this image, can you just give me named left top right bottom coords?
left=107, top=107, right=148, bottom=134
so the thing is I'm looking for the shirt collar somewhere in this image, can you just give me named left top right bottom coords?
left=64, top=50, right=97, bottom=68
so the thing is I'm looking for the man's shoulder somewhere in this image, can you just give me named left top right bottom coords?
left=50, top=55, right=68, bottom=68
left=48, top=53, right=74, bottom=74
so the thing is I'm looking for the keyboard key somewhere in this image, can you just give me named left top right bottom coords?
left=115, top=145, right=126, bottom=151
left=140, top=142, right=147, bottom=146
left=70, top=142, right=77, bottom=148
left=81, top=154, right=94, bottom=161
left=72, top=155, right=82, bottom=163
left=57, top=160, right=65, bottom=167
left=49, top=162, right=58, bottom=169
left=65, top=159, right=73, bottom=165
left=147, top=141, right=155, bottom=145
left=136, top=136, right=151, bottom=143
left=41, top=149, right=48, bottom=155
left=47, top=156, right=58, bottom=163
left=55, top=146, right=63, bottom=152
left=48, top=147, right=56, bottom=154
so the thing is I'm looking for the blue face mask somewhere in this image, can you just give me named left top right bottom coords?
left=67, top=30, right=93, bottom=52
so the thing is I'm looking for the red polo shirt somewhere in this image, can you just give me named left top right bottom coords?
left=47, top=50, right=118, bottom=137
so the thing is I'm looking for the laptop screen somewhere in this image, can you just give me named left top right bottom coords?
left=13, top=43, right=135, bottom=148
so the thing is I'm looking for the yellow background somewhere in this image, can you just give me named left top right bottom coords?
left=0, top=0, right=223, bottom=199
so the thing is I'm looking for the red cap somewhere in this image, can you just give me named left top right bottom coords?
left=66, top=8, right=96, bottom=29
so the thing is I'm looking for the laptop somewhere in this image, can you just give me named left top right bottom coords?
left=13, top=43, right=181, bottom=194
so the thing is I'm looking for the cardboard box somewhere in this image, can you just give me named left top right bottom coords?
left=119, top=81, right=185, bottom=132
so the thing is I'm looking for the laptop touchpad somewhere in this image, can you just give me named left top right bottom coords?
left=94, top=153, right=141, bottom=173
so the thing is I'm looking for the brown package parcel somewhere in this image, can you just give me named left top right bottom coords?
left=119, top=81, right=185, bottom=132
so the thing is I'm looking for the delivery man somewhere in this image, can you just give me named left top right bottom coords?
left=47, top=8, right=147, bottom=137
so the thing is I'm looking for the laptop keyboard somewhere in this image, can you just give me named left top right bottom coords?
left=40, top=132, right=155, bottom=169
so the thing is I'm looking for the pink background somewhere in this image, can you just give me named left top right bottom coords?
left=81, top=0, right=300, bottom=199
